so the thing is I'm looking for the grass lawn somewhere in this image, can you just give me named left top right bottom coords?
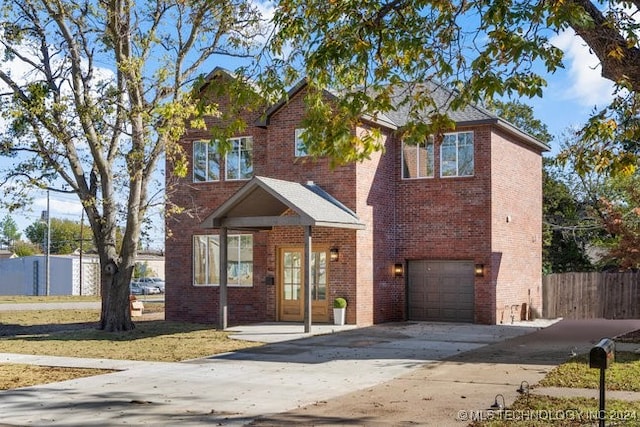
left=539, top=352, right=640, bottom=391
left=0, top=295, right=101, bottom=304
left=470, top=395, right=640, bottom=426
left=0, top=301, right=260, bottom=390
left=473, top=343, right=640, bottom=426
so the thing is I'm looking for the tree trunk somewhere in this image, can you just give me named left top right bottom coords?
left=99, top=259, right=135, bottom=331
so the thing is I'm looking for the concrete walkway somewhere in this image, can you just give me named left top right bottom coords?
left=0, top=319, right=639, bottom=426
left=247, top=319, right=640, bottom=426
left=0, top=320, right=551, bottom=426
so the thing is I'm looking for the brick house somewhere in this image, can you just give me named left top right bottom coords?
left=165, top=68, right=548, bottom=328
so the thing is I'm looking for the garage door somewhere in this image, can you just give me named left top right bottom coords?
left=407, top=260, right=475, bottom=322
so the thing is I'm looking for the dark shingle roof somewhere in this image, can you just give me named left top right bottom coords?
left=380, top=81, right=549, bottom=151
left=200, top=70, right=548, bottom=151
left=382, top=81, right=498, bottom=126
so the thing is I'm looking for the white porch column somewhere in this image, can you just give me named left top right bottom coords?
left=304, top=225, right=312, bottom=333
left=219, top=226, right=228, bottom=330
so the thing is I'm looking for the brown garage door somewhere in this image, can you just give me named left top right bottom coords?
left=407, top=260, right=475, bottom=322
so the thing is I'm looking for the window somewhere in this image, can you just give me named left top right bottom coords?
left=310, top=251, right=327, bottom=301
left=294, top=128, right=309, bottom=157
left=440, top=131, right=474, bottom=177
left=193, top=140, right=220, bottom=182
left=282, top=250, right=327, bottom=301
left=193, top=234, right=253, bottom=286
left=225, top=137, right=253, bottom=180
left=402, top=137, right=434, bottom=179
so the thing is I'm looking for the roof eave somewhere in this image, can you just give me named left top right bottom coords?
left=455, top=118, right=550, bottom=152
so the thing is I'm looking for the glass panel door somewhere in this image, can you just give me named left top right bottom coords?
left=279, top=248, right=329, bottom=322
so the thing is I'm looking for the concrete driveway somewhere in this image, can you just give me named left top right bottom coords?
left=0, top=321, right=553, bottom=426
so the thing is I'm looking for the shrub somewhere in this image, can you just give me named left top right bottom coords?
left=333, top=297, right=347, bottom=309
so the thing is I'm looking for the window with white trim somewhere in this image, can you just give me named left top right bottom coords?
left=193, top=234, right=253, bottom=286
left=225, top=137, right=253, bottom=180
left=440, top=131, right=474, bottom=177
left=193, top=140, right=220, bottom=182
left=402, top=136, right=434, bottom=179
left=294, top=128, right=309, bottom=157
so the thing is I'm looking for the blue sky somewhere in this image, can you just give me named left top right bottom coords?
left=0, top=19, right=616, bottom=248
left=529, top=30, right=615, bottom=154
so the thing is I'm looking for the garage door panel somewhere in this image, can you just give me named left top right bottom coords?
left=407, top=260, right=475, bottom=322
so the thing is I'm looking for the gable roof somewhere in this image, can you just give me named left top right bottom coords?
left=201, top=176, right=365, bottom=230
left=198, top=69, right=548, bottom=151
left=256, top=78, right=548, bottom=152
left=382, top=82, right=549, bottom=151
left=255, top=78, right=398, bottom=130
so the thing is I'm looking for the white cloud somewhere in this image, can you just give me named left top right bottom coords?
left=550, top=30, right=615, bottom=107
left=33, top=195, right=83, bottom=219
left=254, top=0, right=276, bottom=22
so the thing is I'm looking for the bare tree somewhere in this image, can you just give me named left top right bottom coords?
left=0, top=0, right=264, bottom=331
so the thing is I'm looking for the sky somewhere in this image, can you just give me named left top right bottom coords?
left=0, top=17, right=618, bottom=250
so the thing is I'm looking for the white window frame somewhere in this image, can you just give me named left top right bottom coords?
left=294, top=128, right=309, bottom=157
left=440, top=131, right=474, bottom=178
left=193, top=234, right=254, bottom=287
left=225, top=136, right=254, bottom=181
left=193, top=140, right=221, bottom=182
left=401, top=136, right=435, bottom=179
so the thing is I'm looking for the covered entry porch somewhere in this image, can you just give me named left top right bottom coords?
left=201, top=176, right=365, bottom=332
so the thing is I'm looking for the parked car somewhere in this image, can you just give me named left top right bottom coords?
left=131, top=280, right=162, bottom=295
left=136, top=277, right=165, bottom=293
left=130, top=283, right=144, bottom=295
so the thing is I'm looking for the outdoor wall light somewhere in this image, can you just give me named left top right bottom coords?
left=393, top=263, right=404, bottom=278
left=329, top=247, right=339, bottom=262
left=490, top=394, right=505, bottom=410
left=474, top=264, right=485, bottom=277
left=517, top=380, right=530, bottom=395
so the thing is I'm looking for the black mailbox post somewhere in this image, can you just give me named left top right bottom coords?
left=589, top=338, right=615, bottom=427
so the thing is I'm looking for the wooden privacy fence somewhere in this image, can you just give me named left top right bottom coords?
left=543, top=272, right=640, bottom=319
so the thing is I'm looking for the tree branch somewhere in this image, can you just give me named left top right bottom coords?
left=570, top=0, right=640, bottom=91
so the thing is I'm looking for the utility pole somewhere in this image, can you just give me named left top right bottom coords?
left=41, top=191, right=51, bottom=296
left=46, top=189, right=50, bottom=296
left=79, top=209, right=84, bottom=295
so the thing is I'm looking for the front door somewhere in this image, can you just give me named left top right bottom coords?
left=279, top=248, right=329, bottom=322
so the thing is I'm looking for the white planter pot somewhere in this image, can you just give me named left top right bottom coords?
left=333, top=307, right=346, bottom=325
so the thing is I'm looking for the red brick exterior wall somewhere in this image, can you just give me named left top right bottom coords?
left=166, top=74, right=544, bottom=326
left=395, top=126, right=494, bottom=323
left=490, top=129, right=544, bottom=324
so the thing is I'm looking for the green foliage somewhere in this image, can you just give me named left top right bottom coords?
left=0, top=215, right=21, bottom=248
left=486, top=100, right=553, bottom=144
left=263, top=0, right=566, bottom=161
left=25, top=218, right=91, bottom=255
left=560, top=92, right=640, bottom=177
left=542, top=160, right=596, bottom=273
left=12, top=241, right=38, bottom=257
left=555, top=129, right=640, bottom=270
left=133, top=261, right=157, bottom=279
left=263, top=0, right=638, bottom=166
left=333, top=297, right=347, bottom=309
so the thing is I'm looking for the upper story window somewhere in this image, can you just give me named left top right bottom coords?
left=402, top=137, right=434, bottom=179
left=225, top=136, right=253, bottom=180
left=193, top=140, right=221, bottom=182
left=294, top=128, right=309, bottom=157
left=441, top=131, right=474, bottom=177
